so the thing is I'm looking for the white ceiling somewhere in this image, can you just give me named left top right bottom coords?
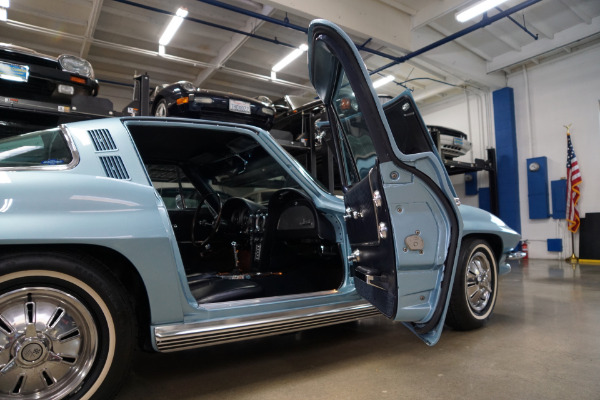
left=2, top=0, right=599, bottom=110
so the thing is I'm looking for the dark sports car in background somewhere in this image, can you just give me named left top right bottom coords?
left=148, top=81, right=276, bottom=130
left=0, top=43, right=99, bottom=103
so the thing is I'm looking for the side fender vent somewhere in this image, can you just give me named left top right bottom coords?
left=88, top=129, right=117, bottom=151
left=99, top=156, right=130, bottom=180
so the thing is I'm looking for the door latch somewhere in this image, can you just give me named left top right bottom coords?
left=372, top=190, right=382, bottom=207
left=343, top=207, right=363, bottom=220
left=347, top=249, right=361, bottom=263
left=378, top=222, right=388, bottom=239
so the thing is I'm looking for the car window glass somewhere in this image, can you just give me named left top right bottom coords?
left=0, top=128, right=73, bottom=168
left=146, top=164, right=202, bottom=210
left=331, top=70, right=377, bottom=182
left=382, top=96, right=433, bottom=155
left=193, top=144, right=300, bottom=205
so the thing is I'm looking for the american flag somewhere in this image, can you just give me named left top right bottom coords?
left=566, top=132, right=582, bottom=233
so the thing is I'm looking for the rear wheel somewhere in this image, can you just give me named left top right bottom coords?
left=446, top=239, right=498, bottom=331
left=0, top=253, right=135, bottom=399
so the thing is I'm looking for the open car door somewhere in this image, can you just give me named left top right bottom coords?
left=308, top=20, right=462, bottom=345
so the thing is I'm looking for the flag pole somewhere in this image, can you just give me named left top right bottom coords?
left=564, top=123, right=580, bottom=265
left=565, top=231, right=578, bottom=264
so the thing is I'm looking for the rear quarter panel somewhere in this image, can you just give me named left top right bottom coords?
left=0, top=118, right=191, bottom=324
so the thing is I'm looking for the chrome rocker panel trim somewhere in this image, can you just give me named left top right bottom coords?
left=154, top=301, right=379, bottom=352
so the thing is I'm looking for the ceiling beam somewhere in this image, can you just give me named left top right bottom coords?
left=409, top=25, right=506, bottom=89
left=412, top=0, right=469, bottom=30
left=8, top=4, right=88, bottom=28
left=488, top=16, right=600, bottom=72
left=558, top=0, right=592, bottom=24
left=261, top=0, right=412, bottom=50
left=80, top=0, right=104, bottom=58
left=428, top=22, right=493, bottom=61
left=87, top=55, right=192, bottom=81
left=194, top=4, right=275, bottom=86
left=377, top=0, right=417, bottom=16
left=483, top=24, right=521, bottom=51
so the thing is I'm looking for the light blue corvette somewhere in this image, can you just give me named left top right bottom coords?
left=0, top=20, right=519, bottom=400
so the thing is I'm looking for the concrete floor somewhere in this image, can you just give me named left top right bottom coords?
left=116, top=259, right=600, bottom=400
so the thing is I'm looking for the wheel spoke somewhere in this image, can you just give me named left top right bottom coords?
left=0, top=358, right=17, bottom=375
left=469, top=287, right=482, bottom=304
left=24, top=300, right=37, bottom=338
left=0, top=315, right=14, bottom=336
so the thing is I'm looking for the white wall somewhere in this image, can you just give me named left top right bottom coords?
left=508, top=44, right=600, bottom=259
left=419, top=43, right=600, bottom=259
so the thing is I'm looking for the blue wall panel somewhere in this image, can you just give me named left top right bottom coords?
left=551, top=179, right=567, bottom=219
left=493, top=87, right=521, bottom=233
left=547, top=238, right=563, bottom=252
left=527, top=157, right=550, bottom=219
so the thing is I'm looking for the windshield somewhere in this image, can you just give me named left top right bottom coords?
left=191, top=143, right=299, bottom=205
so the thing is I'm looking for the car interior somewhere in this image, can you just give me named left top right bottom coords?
left=126, top=121, right=345, bottom=304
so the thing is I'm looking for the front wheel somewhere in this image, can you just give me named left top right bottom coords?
left=154, top=99, right=168, bottom=117
left=446, top=239, right=498, bottom=331
left=0, top=253, right=135, bottom=399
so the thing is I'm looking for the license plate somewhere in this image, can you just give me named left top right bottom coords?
left=453, top=137, right=464, bottom=146
left=229, top=99, right=251, bottom=114
left=0, top=61, right=29, bottom=82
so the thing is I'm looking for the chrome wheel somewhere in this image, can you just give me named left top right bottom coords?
left=0, top=287, right=97, bottom=399
left=446, top=239, right=498, bottom=331
left=465, top=251, right=492, bottom=313
left=154, top=100, right=168, bottom=117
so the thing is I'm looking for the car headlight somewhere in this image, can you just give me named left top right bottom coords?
left=58, top=55, right=95, bottom=78
left=256, top=95, right=273, bottom=106
left=180, top=81, right=195, bottom=92
left=261, top=107, right=274, bottom=116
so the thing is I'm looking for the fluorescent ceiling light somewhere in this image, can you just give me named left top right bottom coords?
left=159, top=7, right=188, bottom=46
left=0, top=0, right=9, bottom=9
left=272, top=44, right=308, bottom=73
left=456, top=0, right=509, bottom=22
left=0, top=8, right=6, bottom=22
left=158, top=45, right=165, bottom=55
left=373, top=75, right=395, bottom=89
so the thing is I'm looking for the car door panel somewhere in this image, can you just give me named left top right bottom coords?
left=308, top=20, right=462, bottom=345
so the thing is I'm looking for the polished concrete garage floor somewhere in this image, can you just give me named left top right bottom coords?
left=116, top=260, right=600, bottom=400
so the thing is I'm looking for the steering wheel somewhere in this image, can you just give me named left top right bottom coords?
left=191, top=192, right=223, bottom=248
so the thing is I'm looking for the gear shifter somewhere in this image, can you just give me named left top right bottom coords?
left=231, top=241, right=241, bottom=275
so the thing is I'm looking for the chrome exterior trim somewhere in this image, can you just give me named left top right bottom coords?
left=507, top=251, right=526, bottom=260
left=154, top=301, right=379, bottom=352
